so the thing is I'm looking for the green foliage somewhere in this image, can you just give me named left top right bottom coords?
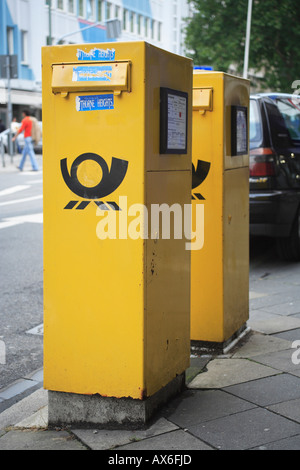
left=185, top=0, right=300, bottom=92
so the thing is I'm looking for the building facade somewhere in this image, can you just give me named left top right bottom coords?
left=0, top=0, right=193, bottom=127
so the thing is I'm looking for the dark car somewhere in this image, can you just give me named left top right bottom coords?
left=249, top=93, right=300, bottom=261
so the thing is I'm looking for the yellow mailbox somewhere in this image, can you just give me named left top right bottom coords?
left=42, top=42, right=192, bottom=426
left=191, top=71, right=250, bottom=352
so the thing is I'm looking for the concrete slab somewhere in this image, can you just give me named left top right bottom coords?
left=252, top=348, right=300, bottom=374
left=232, top=332, right=292, bottom=358
left=267, top=398, right=300, bottom=423
left=117, top=429, right=213, bottom=450
left=0, top=388, right=48, bottom=431
left=72, top=418, right=178, bottom=450
left=188, top=408, right=300, bottom=450
left=262, top=300, right=300, bottom=316
left=0, top=429, right=86, bottom=450
left=249, top=291, right=268, bottom=300
left=249, top=287, right=300, bottom=311
left=15, top=406, right=48, bottom=429
left=187, top=358, right=278, bottom=389
left=248, top=312, right=300, bottom=335
left=272, top=328, right=300, bottom=342
left=252, top=435, right=300, bottom=450
left=161, top=389, right=256, bottom=428
left=225, top=373, right=300, bottom=407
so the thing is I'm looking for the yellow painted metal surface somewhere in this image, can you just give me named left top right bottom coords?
left=191, top=72, right=250, bottom=343
left=42, top=42, right=192, bottom=400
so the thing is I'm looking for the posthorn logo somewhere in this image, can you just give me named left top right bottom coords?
left=61, top=153, right=129, bottom=210
left=192, top=159, right=211, bottom=200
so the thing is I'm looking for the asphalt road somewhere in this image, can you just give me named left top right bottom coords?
left=0, top=159, right=43, bottom=390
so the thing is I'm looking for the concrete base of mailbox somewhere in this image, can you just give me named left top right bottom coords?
left=47, top=373, right=185, bottom=429
left=191, top=324, right=251, bottom=355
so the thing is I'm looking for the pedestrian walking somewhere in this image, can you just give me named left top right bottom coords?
left=13, top=110, right=39, bottom=171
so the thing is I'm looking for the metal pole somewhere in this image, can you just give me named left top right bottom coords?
left=48, top=0, right=52, bottom=45
left=6, top=55, right=13, bottom=158
left=55, top=21, right=103, bottom=44
left=243, top=0, right=253, bottom=79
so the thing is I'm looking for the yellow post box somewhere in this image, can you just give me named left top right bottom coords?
left=42, top=42, right=192, bottom=426
left=191, top=71, right=250, bottom=352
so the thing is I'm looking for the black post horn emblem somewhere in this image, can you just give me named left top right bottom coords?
left=61, top=153, right=129, bottom=200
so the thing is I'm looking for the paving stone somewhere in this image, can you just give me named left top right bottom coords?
left=225, top=373, right=300, bottom=407
left=72, top=418, right=178, bottom=450
left=232, top=332, right=292, bottom=358
left=251, top=348, right=300, bottom=374
left=161, top=389, right=256, bottom=428
left=263, top=300, right=300, bottom=316
left=15, top=406, right=48, bottom=429
left=249, top=289, right=300, bottom=311
left=249, top=291, right=268, bottom=300
left=117, top=429, right=213, bottom=450
left=186, top=356, right=211, bottom=384
left=272, top=328, right=300, bottom=342
left=0, top=429, right=87, bottom=450
left=252, top=435, right=300, bottom=450
left=248, top=311, right=300, bottom=335
left=188, top=358, right=278, bottom=389
left=267, top=398, right=300, bottom=423
left=188, top=408, right=300, bottom=450
left=0, top=389, right=48, bottom=431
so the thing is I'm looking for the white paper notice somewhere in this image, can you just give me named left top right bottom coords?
left=167, top=94, right=187, bottom=150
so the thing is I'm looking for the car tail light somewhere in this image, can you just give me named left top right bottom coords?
left=249, top=148, right=276, bottom=176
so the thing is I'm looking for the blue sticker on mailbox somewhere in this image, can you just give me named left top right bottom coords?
left=76, top=94, right=114, bottom=112
left=72, top=65, right=112, bottom=82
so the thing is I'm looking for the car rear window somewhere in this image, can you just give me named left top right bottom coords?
left=249, top=99, right=263, bottom=145
left=275, top=97, right=300, bottom=141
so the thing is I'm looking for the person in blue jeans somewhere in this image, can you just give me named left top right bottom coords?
left=12, top=110, right=39, bottom=171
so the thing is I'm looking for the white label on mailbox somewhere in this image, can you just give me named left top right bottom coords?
left=167, top=94, right=187, bottom=150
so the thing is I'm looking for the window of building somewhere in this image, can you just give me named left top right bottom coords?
left=123, top=9, right=128, bottom=30
left=151, top=19, right=154, bottom=39
left=106, top=2, right=111, bottom=20
left=144, top=17, right=148, bottom=37
left=78, top=0, right=85, bottom=17
left=87, top=0, right=95, bottom=20
left=137, top=15, right=142, bottom=35
left=97, top=0, right=103, bottom=21
left=6, top=27, right=14, bottom=55
left=158, top=22, right=162, bottom=42
left=57, top=0, right=64, bottom=10
left=21, top=30, right=28, bottom=63
left=68, top=0, right=74, bottom=14
left=130, top=12, right=135, bottom=33
left=115, top=5, right=120, bottom=19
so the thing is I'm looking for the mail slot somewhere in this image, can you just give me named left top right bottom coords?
left=42, top=41, right=192, bottom=427
left=51, top=61, right=131, bottom=95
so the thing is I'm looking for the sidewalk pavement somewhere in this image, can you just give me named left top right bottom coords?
left=0, top=152, right=43, bottom=173
left=1, top=154, right=300, bottom=450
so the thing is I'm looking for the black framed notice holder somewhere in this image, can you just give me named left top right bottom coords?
left=160, top=88, right=188, bottom=154
left=231, top=105, right=248, bottom=156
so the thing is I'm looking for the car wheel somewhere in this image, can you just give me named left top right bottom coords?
left=276, top=208, right=300, bottom=261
